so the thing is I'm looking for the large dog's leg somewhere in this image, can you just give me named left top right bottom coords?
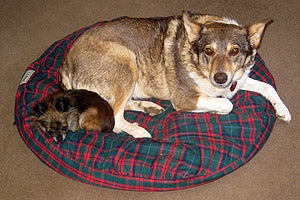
left=125, top=100, right=165, bottom=116
left=241, top=77, right=291, bottom=122
left=113, top=94, right=152, bottom=138
left=96, top=47, right=153, bottom=138
left=114, top=111, right=152, bottom=138
left=190, top=96, right=233, bottom=114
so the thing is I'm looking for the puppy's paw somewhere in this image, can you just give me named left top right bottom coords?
left=274, top=102, right=291, bottom=123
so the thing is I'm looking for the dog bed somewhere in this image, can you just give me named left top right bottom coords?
left=15, top=18, right=276, bottom=191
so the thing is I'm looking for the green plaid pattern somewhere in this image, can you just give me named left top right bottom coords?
left=15, top=18, right=276, bottom=191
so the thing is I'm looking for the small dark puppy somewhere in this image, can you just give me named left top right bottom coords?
left=32, top=89, right=115, bottom=142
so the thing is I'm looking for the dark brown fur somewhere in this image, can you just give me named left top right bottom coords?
left=32, top=89, right=114, bottom=142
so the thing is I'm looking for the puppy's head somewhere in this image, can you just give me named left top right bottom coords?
left=183, top=11, right=273, bottom=88
left=32, top=95, right=71, bottom=143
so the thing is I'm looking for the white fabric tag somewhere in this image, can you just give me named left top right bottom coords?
left=20, top=70, right=35, bottom=85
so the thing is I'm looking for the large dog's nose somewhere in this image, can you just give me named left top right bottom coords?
left=214, top=72, right=228, bottom=84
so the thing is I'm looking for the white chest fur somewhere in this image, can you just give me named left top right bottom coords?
left=188, top=71, right=249, bottom=99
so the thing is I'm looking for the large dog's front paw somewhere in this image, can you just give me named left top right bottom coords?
left=273, top=102, right=291, bottom=123
left=194, top=97, right=233, bottom=114
left=212, top=98, right=233, bottom=115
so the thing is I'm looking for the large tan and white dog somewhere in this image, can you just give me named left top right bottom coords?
left=60, top=11, right=291, bottom=138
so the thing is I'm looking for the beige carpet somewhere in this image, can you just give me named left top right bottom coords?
left=1, top=0, right=299, bottom=199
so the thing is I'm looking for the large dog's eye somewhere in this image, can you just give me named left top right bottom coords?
left=229, top=48, right=240, bottom=56
left=204, top=48, right=214, bottom=56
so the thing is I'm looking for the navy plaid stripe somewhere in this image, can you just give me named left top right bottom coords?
left=15, top=18, right=276, bottom=191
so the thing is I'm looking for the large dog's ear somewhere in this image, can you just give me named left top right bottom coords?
left=246, top=18, right=273, bottom=49
left=55, top=97, right=71, bottom=112
left=182, top=11, right=201, bottom=42
left=33, top=102, right=48, bottom=117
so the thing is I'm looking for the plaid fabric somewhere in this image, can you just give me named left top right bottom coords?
left=14, top=18, right=276, bottom=191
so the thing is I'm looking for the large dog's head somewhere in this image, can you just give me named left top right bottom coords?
left=182, top=11, right=273, bottom=88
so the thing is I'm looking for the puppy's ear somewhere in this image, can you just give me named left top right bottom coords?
left=182, top=10, right=201, bottom=42
left=55, top=97, right=71, bottom=112
left=33, top=102, right=48, bottom=117
left=246, top=18, right=273, bottom=49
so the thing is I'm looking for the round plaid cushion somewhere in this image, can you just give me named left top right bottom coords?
left=14, top=18, right=276, bottom=191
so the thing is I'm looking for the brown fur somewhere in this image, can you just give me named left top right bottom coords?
left=32, top=89, right=114, bottom=142
left=60, top=11, right=291, bottom=138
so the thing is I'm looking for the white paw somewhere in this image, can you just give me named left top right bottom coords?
left=114, top=122, right=152, bottom=138
left=195, top=97, right=233, bottom=114
left=113, top=127, right=122, bottom=133
left=130, top=124, right=152, bottom=138
left=214, top=98, right=233, bottom=115
left=274, top=102, right=291, bottom=123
